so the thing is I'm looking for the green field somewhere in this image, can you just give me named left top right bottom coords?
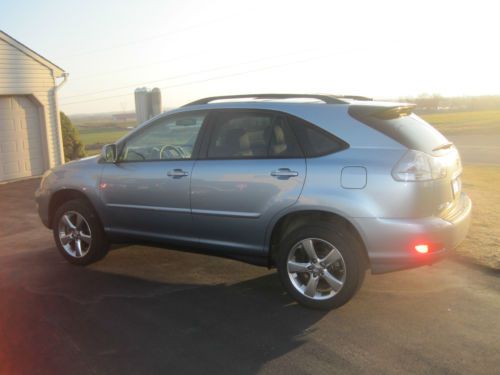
left=74, top=118, right=135, bottom=155
left=79, top=127, right=130, bottom=154
left=421, top=110, right=500, bottom=135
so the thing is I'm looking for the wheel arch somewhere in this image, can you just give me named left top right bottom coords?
left=48, top=189, right=102, bottom=229
left=266, top=209, right=370, bottom=270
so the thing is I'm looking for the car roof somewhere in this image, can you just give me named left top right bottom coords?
left=134, top=94, right=412, bottom=134
left=182, top=93, right=372, bottom=106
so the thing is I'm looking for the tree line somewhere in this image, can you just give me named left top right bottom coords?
left=398, top=94, right=500, bottom=113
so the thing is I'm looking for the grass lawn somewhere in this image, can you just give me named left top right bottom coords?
left=456, top=165, right=500, bottom=270
left=421, top=110, right=500, bottom=135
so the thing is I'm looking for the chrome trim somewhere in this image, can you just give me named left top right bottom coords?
left=191, top=208, right=260, bottom=218
left=106, top=204, right=259, bottom=219
left=107, top=203, right=191, bottom=214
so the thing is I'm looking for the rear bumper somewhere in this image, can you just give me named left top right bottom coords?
left=355, top=193, right=472, bottom=274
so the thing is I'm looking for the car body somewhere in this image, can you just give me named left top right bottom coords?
left=36, top=94, right=472, bottom=309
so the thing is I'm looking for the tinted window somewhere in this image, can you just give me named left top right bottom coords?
left=380, top=115, right=449, bottom=155
left=207, top=112, right=303, bottom=159
left=120, top=112, right=205, bottom=161
left=288, top=116, right=348, bottom=157
left=350, top=108, right=449, bottom=155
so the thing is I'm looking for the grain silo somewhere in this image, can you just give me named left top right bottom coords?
left=134, top=88, right=150, bottom=125
left=134, top=87, right=163, bottom=125
left=150, top=88, right=162, bottom=117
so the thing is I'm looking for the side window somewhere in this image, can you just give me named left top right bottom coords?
left=207, top=112, right=303, bottom=159
left=120, top=112, right=206, bottom=161
left=288, top=116, right=348, bottom=157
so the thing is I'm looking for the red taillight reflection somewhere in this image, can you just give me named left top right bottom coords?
left=415, top=244, right=429, bottom=254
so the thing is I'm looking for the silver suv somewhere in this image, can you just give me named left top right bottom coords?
left=36, top=94, right=472, bottom=309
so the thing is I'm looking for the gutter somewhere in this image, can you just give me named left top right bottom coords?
left=53, top=71, right=69, bottom=165
left=56, top=72, right=69, bottom=89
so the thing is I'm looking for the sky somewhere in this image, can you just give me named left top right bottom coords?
left=1, top=0, right=499, bottom=114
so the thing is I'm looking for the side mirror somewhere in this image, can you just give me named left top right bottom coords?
left=102, top=144, right=117, bottom=163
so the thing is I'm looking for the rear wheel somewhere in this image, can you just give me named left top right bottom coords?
left=277, top=223, right=365, bottom=310
left=53, top=199, right=108, bottom=265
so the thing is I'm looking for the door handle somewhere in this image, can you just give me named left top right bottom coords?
left=271, top=168, right=299, bottom=178
left=167, top=169, right=189, bottom=178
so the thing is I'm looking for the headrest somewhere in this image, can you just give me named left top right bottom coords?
left=273, top=126, right=285, bottom=144
left=239, top=132, right=250, bottom=151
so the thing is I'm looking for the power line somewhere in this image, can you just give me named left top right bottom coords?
left=68, top=49, right=211, bottom=82
left=62, top=49, right=320, bottom=100
left=58, top=9, right=255, bottom=60
left=60, top=54, right=335, bottom=106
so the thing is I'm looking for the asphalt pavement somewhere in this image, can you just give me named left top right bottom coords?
left=0, top=179, right=499, bottom=375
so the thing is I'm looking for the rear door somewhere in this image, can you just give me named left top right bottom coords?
left=190, top=110, right=306, bottom=254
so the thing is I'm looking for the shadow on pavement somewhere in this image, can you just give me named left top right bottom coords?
left=0, top=247, right=328, bottom=375
left=448, top=252, right=500, bottom=276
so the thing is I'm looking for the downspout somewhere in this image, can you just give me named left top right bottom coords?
left=52, top=71, right=69, bottom=165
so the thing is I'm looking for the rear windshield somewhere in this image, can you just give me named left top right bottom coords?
left=352, top=111, right=449, bottom=155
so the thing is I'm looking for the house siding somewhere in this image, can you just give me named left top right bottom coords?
left=0, top=37, right=63, bottom=169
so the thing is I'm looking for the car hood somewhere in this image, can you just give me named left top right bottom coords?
left=61, top=155, right=100, bottom=168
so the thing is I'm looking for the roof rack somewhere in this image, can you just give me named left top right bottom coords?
left=183, top=93, right=349, bottom=106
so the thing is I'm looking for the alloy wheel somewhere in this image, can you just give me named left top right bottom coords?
left=58, top=211, right=92, bottom=258
left=287, top=238, right=346, bottom=300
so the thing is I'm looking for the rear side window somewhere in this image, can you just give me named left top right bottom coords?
left=350, top=107, right=449, bottom=155
left=207, top=112, right=303, bottom=159
left=287, top=116, right=348, bottom=157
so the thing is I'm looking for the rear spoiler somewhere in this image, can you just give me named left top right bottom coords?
left=348, top=104, right=416, bottom=120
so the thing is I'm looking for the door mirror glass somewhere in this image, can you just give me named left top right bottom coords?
left=102, top=144, right=117, bottom=163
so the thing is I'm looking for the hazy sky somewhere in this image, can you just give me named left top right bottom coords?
left=1, top=0, right=499, bottom=114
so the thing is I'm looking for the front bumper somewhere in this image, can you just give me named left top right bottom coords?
left=35, top=186, right=51, bottom=228
left=355, top=193, right=472, bottom=274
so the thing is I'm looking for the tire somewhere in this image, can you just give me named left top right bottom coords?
left=52, top=199, right=109, bottom=265
left=277, top=222, right=366, bottom=310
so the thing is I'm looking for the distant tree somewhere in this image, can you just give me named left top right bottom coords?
left=60, top=112, right=86, bottom=161
left=400, top=94, right=500, bottom=113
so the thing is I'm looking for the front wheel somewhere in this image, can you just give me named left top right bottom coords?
left=53, top=199, right=108, bottom=265
left=277, top=223, right=366, bottom=310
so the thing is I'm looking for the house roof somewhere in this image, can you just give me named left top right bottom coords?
left=0, top=30, right=66, bottom=77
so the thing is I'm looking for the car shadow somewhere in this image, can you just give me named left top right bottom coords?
left=0, top=247, right=329, bottom=375
left=448, top=252, right=500, bottom=276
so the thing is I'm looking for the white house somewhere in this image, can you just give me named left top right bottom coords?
left=0, top=30, right=67, bottom=182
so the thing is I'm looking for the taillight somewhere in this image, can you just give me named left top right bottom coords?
left=414, top=244, right=429, bottom=254
left=392, top=150, right=447, bottom=182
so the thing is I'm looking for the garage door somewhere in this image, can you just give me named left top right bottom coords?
left=0, top=95, right=45, bottom=181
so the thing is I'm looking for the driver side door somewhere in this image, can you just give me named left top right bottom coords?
left=100, top=111, right=208, bottom=246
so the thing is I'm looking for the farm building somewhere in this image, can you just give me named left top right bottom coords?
left=0, top=30, right=66, bottom=182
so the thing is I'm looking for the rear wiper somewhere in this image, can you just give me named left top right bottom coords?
left=432, top=142, right=453, bottom=152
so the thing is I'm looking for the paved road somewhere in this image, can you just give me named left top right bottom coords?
left=1, top=179, right=499, bottom=375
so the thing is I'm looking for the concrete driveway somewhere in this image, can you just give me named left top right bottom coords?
left=1, top=179, right=499, bottom=375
